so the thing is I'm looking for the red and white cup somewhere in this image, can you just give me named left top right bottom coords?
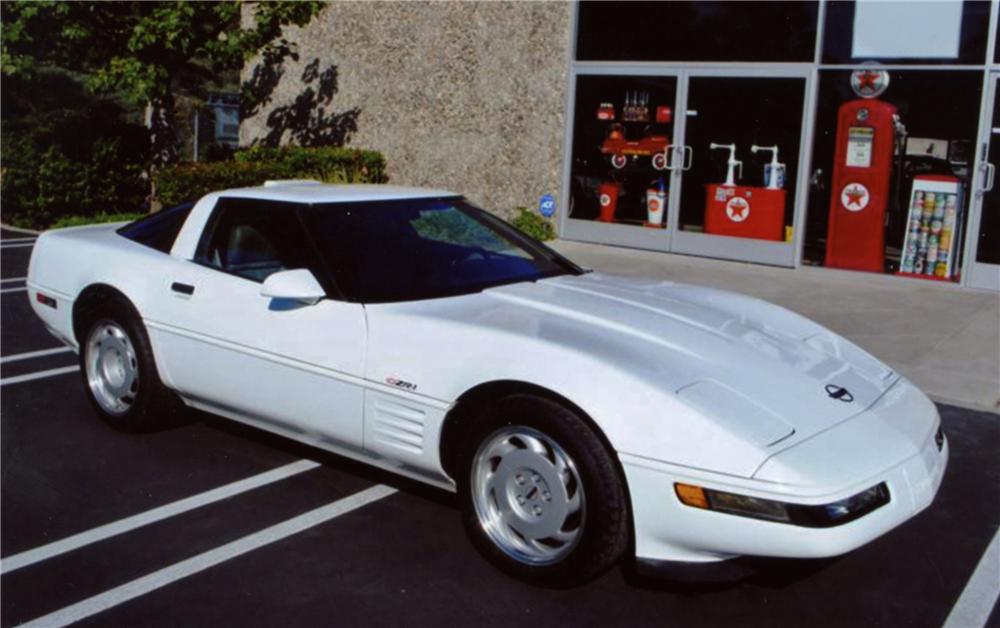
left=598, top=182, right=620, bottom=223
left=646, top=186, right=666, bottom=226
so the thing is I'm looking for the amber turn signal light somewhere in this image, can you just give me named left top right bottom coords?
left=674, top=483, right=709, bottom=509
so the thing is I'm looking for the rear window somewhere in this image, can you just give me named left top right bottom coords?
left=117, top=202, right=195, bottom=253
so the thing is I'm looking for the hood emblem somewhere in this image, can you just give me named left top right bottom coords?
left=825, top=384, right=854, bottom=403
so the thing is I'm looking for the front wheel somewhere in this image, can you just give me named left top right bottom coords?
left=457, top=395, right=629, bottom=587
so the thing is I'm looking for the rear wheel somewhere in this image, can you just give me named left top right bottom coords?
left=80, top=299, right=183, bottom=432
left=458, top=395, right=629, bottom=587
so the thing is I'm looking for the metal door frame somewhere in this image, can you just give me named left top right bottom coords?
left=964, top=71, right=1000, bottom=291
left=668, top=66, right=815, bottom=267
left=559, top=63, right=685, bottom=253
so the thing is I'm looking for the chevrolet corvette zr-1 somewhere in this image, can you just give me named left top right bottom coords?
left=27, top=181, right=947, bottom=586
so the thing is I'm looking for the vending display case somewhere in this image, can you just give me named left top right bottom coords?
left=898, top=175, right=964, bottom=281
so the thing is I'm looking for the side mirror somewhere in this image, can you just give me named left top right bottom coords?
left=260, top=269, right=326, bottom=305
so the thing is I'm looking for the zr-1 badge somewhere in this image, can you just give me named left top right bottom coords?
left=386, top=377, right=418, bottom=392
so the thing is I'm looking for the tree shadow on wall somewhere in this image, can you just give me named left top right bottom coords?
left=243, top=51, right=360, bottom=148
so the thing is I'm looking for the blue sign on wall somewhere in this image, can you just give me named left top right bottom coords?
left=538, top=194, right=556, bottom=218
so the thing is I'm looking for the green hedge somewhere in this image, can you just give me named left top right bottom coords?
left=509, top=206, right=556, bottom=241
left=1, top=72, right=150, bottom=230
left=154, top=146, right=388, bottom=207
left=50, top=212, right=146, bottom=229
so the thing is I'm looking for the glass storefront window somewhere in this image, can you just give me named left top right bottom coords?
left=677, top=77, right=805, bottom=241
left=576, top=1, right=817, bottom=63
left=803, top=70, right=983, bottom=281
left=822, top=1, right=990, bottom=65
left=568, top=74, right=677, bottom=228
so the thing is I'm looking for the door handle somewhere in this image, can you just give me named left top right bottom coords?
left=171, top=282, right=195, bottom=296
left=665, top=145, right=680, bottom=171
left=683, top=145, right=694, bottom=171
left=983, top=162, right=995, bottom=194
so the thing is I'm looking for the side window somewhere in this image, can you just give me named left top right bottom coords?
left=194, top=199, right=310, bottom=283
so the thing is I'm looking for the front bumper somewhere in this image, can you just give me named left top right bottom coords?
left=621, top=426, right=948, bottom=565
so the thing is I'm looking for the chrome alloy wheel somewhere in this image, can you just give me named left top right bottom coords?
left=471, top=426, right=586, bottom=565
left=85, top=320, right=139, bottom=416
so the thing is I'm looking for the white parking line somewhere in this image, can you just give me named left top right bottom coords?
left=1, top=459, right=321, bottom=575
left=943, top=526, right=1000, bottom=628
left=0, top=365, right=79, bottom=386
left=1, top=237, right=37, bottom=244
left=21, top=484, right=396, bottom=628
left=1, top=276, right=27, bottom=283
left=0, top=286, right=27, bottom=294
left=0, top=346, right=74, bottom=364
left=0, top=242, right=35, bottom=249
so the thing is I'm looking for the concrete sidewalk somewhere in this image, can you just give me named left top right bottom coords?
left=550, top=240, right=1000, bottom=414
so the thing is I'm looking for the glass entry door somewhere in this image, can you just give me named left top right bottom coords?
left=967, top=74, right=1000, bottom=291
left=668, top=69, right=811, bottom=266
left=562, top=69, right=682, bottom=252
left=561, top=67, right=811, bottom=267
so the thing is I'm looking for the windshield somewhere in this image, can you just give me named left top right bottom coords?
left=304, top=198, right=582, bottom=303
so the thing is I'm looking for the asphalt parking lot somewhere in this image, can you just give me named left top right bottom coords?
left=1, top=226, right=998, bottom=628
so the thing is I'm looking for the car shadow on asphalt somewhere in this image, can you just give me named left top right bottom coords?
left=194, top=409, right=458, bottom=510
left=187, top=406, right=840, bottom=594
left=620, top=555, right=839, bottom=594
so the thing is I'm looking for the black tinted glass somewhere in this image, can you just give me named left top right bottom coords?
left=195, top=199, right=312, bottom=283
left=117, top=202, right=194, bottom=253
left=305, top=198, right=579, bottom=303
left=576, top=1, right=818, bottom=62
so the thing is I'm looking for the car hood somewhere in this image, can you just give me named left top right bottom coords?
left=485, top=272, right=898, bottom=448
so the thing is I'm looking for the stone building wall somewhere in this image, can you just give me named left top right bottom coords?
left=240, top=1, right=572, bottom=220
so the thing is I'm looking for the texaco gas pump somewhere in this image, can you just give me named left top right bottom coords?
left=825, top=68, right=907, bottom=272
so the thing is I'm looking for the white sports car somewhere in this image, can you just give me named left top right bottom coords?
left=27, top=182, right=947, bottom=586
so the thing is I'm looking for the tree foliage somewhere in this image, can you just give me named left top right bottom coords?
left=1, top=1, right=324, bottom=165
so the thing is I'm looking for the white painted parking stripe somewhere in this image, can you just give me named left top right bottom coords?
left=0, top=286, right=27, bottom=294
left=0, top=242, right=35, bottom=249
left=0, top=459, right=322, bottom=575
left=0, top=365, right=79, bottom=386
left=21, top=484, right=396, bottom=628
left=943, top=526, right=1000, bottom=628
left=0, top=346, right=73, bottom=364
left=1, top=237, right=36, bottom=244
left=1, top=276, right=27, bottom=283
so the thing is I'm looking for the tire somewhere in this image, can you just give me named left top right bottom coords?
left=79, top=298, right=184, bottom=432
left=457, top=394, right=629, bottom=587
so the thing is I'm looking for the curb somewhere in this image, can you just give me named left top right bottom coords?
left=0, top=222, right=42, bottom=235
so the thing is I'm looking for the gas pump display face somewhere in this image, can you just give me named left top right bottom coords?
left=846, top=127, right=874, bottom=168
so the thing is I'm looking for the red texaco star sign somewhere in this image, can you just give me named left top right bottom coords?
left=841, top=182, right=870, bottom=212
left=851, top=67, right=889, bottom=99
left=726, top=197, right=750, bottom=222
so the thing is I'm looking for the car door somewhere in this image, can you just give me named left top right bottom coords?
left=148, top=197, right=366, bottom=451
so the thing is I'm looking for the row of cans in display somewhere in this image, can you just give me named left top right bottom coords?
left=900, top=191, right=958, bottom=277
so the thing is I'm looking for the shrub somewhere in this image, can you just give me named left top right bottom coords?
left=1, top=73, right=150, bottom=229
left=509, top=206, right=556, bottom=241
left=50, top=212, right=146, bottom=229
left=154, top=146, right=388, bottom=207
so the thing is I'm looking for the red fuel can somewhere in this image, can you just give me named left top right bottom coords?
left=704, top=184, right=785, bottom=241
left=598, top=182, right=621, bottom=223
